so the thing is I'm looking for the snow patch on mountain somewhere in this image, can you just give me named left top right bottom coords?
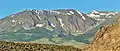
left=66, top=13, right=72, bottom=15
left=99, top=13, right=106, bottom=15
left=11, top=20, right=17, bottom=22
left=58, top=18, right=64, bottom=27
left=76, top=10, right=82, bottom=15
left=82, top=16, right=86, bottom=20
left=36, top=24, right=44, bottom=27
left=11, top=15, right=15, bottom=17
left=91, top=10, right=99, bottom=14
left=69, top=11, right=74, bottom=14
left=51, top=23, right=56, bottom=28
left=88, top=10, right=118, bottom=19
left=87, top=14, right=100, bottom=17
left=48, top=21, right=56, bottom=28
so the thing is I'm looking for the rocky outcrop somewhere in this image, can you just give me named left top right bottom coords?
left=84, top=17, right=120, bottom=51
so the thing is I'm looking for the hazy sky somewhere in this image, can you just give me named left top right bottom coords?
left=0, top=0, right=119, bottom=18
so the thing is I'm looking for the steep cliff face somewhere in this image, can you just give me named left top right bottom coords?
left=84, top=17, right=120, bottom=51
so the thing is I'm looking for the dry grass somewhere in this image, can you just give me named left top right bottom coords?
left=0, top=41, right=82, bottom=51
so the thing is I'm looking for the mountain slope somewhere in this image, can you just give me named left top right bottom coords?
left=0, top=9, right=119, bottom=48
left=0, top=9, right=97, bottom=35
left=0, top=9, right=98, bottom=48
left=84, top=16, right=120, bottom=51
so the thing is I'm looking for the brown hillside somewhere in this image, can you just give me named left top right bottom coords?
left=84, top=17, right=120, bottom=51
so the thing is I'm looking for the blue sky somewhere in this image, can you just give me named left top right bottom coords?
left=0, top=0, right=119, bottom=18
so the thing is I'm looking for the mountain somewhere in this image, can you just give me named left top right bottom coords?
left=1, top=15, right=120, bottom=51
left=0, top=9, right=119, bottom=48
left=0, top=9, right=97, bottom=35
left=84, top=16, right=120, bottom=51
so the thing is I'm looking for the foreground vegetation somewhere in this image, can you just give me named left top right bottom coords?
left=0, top=41, right=82, bottom=51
